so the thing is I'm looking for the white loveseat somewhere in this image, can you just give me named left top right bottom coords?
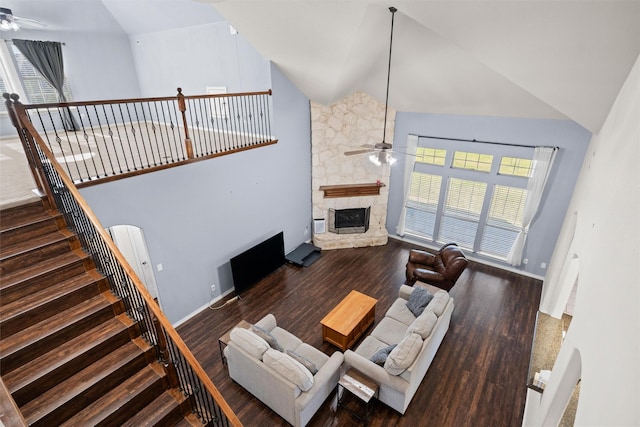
left=224, top=314, right=344, bottom=427
left=344, top=284, right=454, bottom=414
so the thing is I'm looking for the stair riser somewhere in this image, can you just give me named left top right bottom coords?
left=1, top=299, right=115, bottom=374
left=1, top=218, right=61, bottom=248
left=0, top=257, right=91, bottom=305
left=11, top=325, right=136, bottom=406
left=0, top=279, right=104, bottom=338
left=0, top=238, right=75, bottom=275
left=28, top=352, right=150, bottom=427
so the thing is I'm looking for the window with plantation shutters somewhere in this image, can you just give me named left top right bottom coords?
left=439, top=178, right=487, bottom=248
left=405, top=172, right=442, bottom=239
left=402, top=137, right=533, bottom=261
left=481, top=185, right=527, bottom=257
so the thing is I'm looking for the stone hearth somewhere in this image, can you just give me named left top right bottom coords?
left=311, top=92, right=394, bottom=250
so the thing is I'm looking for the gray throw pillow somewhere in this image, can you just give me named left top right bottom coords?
left=250, top=324, right=284, bottom=352
left=287, top=350, right=319, bottom=375
left=405, top=286, right=434, bottom=317
left=369, top=344, right=397, bottom=366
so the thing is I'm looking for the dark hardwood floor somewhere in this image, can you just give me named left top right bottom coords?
left=177, top=238, right=542, bottom=427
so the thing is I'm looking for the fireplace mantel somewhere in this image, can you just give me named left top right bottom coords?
left=319, top=183, right=385, bottom=198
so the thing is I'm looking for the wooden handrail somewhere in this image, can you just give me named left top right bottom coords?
left=19, top=89, right=273, bottom=110
left=11, top=100, right=243, bottom=427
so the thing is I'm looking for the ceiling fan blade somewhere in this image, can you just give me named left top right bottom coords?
left=344, top=149, right=376, bottom=156
left=14, top=16, right=47, bottom=29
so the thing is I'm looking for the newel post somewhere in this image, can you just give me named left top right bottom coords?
left=176, top=88, right=194, bottom=159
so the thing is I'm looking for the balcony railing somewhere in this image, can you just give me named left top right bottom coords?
left=6, top=88, right=276, bottom=186
left=4, top=94, right=243, bottom=426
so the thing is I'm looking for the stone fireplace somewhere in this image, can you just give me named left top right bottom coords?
left=311, top=92, right=394, bottom=250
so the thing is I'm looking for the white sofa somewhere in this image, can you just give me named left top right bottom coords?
left=344, top=284, right=454, bottom=414
left=224, top=314, right=344, bottom=427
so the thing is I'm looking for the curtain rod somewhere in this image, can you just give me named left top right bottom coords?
left=415, top=134, right=558, bottom=150
left=8, top=40, right=66, bottom=46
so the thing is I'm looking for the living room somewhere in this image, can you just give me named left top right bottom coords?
left=0, top=1, right=638, bottom=426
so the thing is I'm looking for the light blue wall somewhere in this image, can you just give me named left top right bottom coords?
left=80, top=62, right=311, bottom=324
left=128, top=23, right=270, bottom=97
left=1, top=29, right=141, bottom=136
left=387, top=112, right=592, bottom=276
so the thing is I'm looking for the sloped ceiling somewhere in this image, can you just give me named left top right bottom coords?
left=2, top=0, right=638, bottom=134
left=207, top=0, right=640, bottom=134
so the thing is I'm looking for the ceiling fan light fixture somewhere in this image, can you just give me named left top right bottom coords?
left=369, top=150, right=397, bottom=166
left=0, top=8, right=20, bottom=31
left=0, top=16, right=19, bottom=31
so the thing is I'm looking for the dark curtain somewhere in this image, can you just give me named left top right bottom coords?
left=13, top=39, right=78, bottom=131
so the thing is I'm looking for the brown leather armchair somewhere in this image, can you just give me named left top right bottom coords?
left=405, top=243, right=468, bottom=291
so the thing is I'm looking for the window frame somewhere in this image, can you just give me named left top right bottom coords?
left=0, top=40, right=72, bottom=111
left=403, top=136, right=534, bottom=261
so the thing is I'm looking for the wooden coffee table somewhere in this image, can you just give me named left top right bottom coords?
left=321, top=290, right=377, bottom=351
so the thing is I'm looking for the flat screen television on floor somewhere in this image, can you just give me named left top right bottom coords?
left=230, top=231, right=285, bottom=296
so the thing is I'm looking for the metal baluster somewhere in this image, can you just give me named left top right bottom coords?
left=197, top=97, right=212, bottom=156
left=92, top=104, right=117, bottom=176
left=80, top=105, right=105, bottom=179
left=131, top=102, right=152, bottom=168
left=115, top=104, right=135, bottom=172
left=135, top=102, right=158, bottom=166
left=152, top=101, right=170, bottom=164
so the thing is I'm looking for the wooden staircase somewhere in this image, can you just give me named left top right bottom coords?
left=0, top=201, right=200, bottom=426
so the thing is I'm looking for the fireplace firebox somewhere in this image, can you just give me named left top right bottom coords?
left=328, top=207, right=371, bottom=234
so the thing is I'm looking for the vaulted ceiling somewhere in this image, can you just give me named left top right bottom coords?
left=3, top=0, right=639, bottom=134
left=207, top=1, right=640, bottom=134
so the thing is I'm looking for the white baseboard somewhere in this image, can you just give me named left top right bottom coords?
left=173, top=288, right=235, bottom=327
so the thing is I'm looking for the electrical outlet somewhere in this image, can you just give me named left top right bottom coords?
left=211, top=284, right=216, bottom=295
left=541, top=262, right=547, bottom=269
left=522, top=258, right=528, bottom=265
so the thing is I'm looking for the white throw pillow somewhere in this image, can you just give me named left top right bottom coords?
left=406, top=310, right=438, bottom=339
left=263, top=348, right=314, bottom=392
left=230, top=327, right=269, bottom=360
left=384, top=333, right=423, bottom=376
left=426, top=290, right=449, bottom=317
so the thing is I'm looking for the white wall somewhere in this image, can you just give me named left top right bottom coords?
left=129, top=22, right=270, bottom=97
left=79, top=62, right=311, bottom=324
left=527, top=55, right=640, bottom=426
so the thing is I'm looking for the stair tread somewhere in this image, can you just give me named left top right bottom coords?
left=3, top=316, right=130, bottom=394
left=0, top=229, right=74, bottom=260
left=22, top=341, right=149, bottom=425
left=121, top=388, right=187, bottom=427
left=0, top=202, right=51, bottom=231
left=60, top=364, right=163, bottom=427
left=0, top=292, right=113, bottom=363
left=0, top=250, right=90, bottom=288
left=0, top=269, right=103, bottom=319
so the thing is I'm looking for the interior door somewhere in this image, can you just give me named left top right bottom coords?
left=108, top=224, right=162, bottom=308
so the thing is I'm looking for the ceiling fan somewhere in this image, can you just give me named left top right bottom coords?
left=344, top=6, right=399, bottom=166
left=0, top=7, right=47, bottom=31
